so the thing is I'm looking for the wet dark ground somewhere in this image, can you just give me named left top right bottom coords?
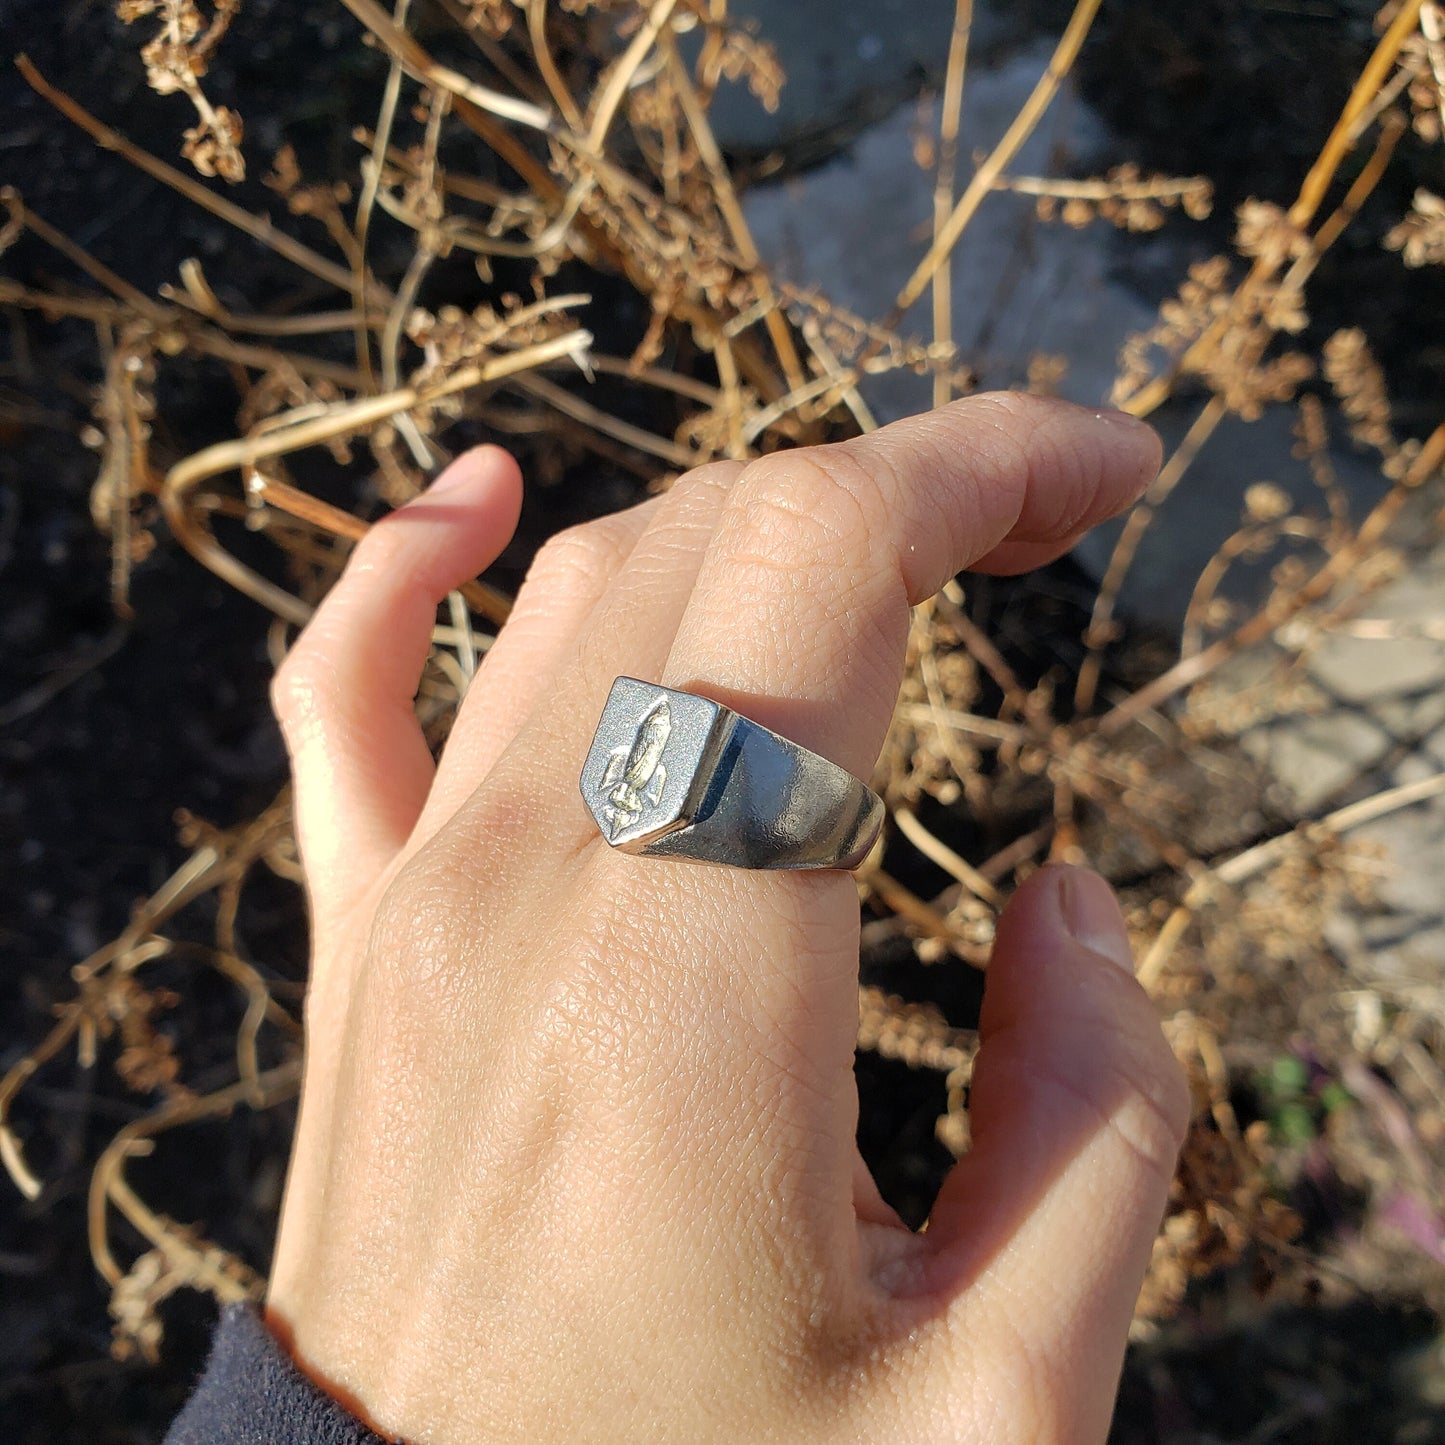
left=2, top=2, right=1444, bottom=1440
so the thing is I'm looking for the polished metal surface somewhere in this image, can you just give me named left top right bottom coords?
left=581, top=677, right=885, bottom=871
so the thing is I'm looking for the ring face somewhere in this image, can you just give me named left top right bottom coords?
left=580, top=678, right=884, bottom=871
left=581, top=677, right=730, bottom=852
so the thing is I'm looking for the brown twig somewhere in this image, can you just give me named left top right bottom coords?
left=1139, top=772, right=1445, bottom=989
left=246, top=472, right=512, bottom=624
left=886, top=0, right=1103, bottom=327
left=930, top=0, right=973, bottom=411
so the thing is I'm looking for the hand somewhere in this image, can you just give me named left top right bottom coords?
left=266, top=395, right=1188, bottom=1443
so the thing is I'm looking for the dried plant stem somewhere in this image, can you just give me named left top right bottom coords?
left=1122, top=0, right=1424, bottom=420
left=796, top=322, right=878, bottom=435
left=997, top=174, right=1206, bottom=203
left=711, top=332, right=748, bottom=459
left=580, top=353, right=722, bottom=405
left=177, top=943, right=300, bottom=1101
left=162, top=329, right=591, bottom=622
left=246, top=473, right=512, bottom=624
left=1067, top=763, right=1202, bottom=881
left=1099, top=420, right=1444, bottom=736
left=588, top=0, right=679, bottom=151
left=1289, top=110, right=1407, bottom=285
left=895, top=702, right=1025, bottom=745
left=931, top=0, right=973, bottom=411
left=909, top=601, right=992, bottom=803
left=857, top=985, right=977, bottom=1074
left=0, top=275, right=364, bottom=387
left=863, top=868, right=990, bottom=968
left=0, top=1005, right=85, bottom=1200
left=170, top=264, right=383, bottom=335
left=1291, top=0, right=1424, bottom=230
left=933, top=584, right=1033, bottom=717
left=90, top=1062, right=299, bottom=1290
left=447, top=590, right=476, bottom=680
left=353, top=0, right=414, bottom=388
left=1424, top=2, right=1445, bottom=136
left=980, top=823, right=1055, bottom=883
left=887, top=0, right=1102, bottom=325
left=741, top=373, right=841, bottom=445
left=383, top=241, right=440, bottom=467
left=1139, top=772, right=1445, bottom=989
left=1330, top=618, right=1445, bottom=641
left=1076, top=396, right=1228, bottom=711
left=165, top=332, right=591, bottom=499
left=2, top=802, right=296, bottom=1206
left=662, top=39, right=806, bottom=393
left=453, top=91, right=566, bottom=203
left=337, top=0, right=555, bottom=133
left=512, top=370, right=699, bottom=467
left=1180, top=516, right=1327, bottom=660
left=2, top=191, right=163, bottom=317
left=528, top=0, right=584, bottom=129
left=893, top=805, right=1003, bottom=908
left=1117, top=106, right=1400, bottom=447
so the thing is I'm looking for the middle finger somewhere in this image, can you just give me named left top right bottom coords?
left=416, top=460, right=743, bottom=842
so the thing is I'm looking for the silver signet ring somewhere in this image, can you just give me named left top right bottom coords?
left=580, top=677, right=885, bottom=871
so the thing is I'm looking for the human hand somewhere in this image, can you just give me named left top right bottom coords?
left=266, top=395, right=1188, bottom=1443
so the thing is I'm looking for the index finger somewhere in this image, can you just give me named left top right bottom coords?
left=661, top=393, right=1159, bottom=778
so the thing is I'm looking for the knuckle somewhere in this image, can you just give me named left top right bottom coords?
left=662, top=458, right=743, bottom=509
left=1120, top=987, right=1192, bottom=1130
left=527, top=517, right=632, bottom=595
left=1094, top=1021, right=1190, bottom=1181
left=960, top=389, right=1048, bottom=444
left=954, top=394, right=1036, bottom=495
left=1033, top=995, right=1189, bottom=1186
left=1104, top=1048, right=1190, bottom=1181
left=725, top=450, right=877, bottom=572
left=344, top=509, right=413, bottom=581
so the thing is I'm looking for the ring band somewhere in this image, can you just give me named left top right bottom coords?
left=580, top=677, right=884, bottom=871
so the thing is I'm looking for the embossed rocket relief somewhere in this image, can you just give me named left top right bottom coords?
left=598, top=695, right=671, bottom=839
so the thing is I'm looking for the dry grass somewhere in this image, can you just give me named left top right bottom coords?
left=1, top=0, right=1443, bottom=1365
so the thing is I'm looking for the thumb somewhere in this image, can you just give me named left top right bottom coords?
left=915, top=867, right=1190, bottom=1440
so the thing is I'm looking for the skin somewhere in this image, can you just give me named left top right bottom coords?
left=265, top=393, right=1190, bottom=1444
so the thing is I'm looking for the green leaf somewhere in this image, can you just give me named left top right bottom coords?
left=1275, top=1100, right=1316, bottom=1145
left=1269, top=1054, right=1310, bottom=1098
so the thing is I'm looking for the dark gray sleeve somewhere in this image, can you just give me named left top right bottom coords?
left=164, top=1304, right=394, bottom=1445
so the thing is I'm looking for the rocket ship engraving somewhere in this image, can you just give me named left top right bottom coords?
left=599, top=696, right=671, bottom=839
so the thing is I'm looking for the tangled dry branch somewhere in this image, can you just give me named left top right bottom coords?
left=2, top=0, right=1443, bottom=1359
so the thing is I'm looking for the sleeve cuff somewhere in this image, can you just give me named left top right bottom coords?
left=164, top=1303, right=394, bottom=1445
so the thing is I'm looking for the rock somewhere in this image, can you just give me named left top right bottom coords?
left=742, top=47, right=1393, bottom=630
left=707, top=0, right=1022, bottom=157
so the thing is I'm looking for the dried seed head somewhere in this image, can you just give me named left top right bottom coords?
left=1385, top=189, right=1445, bottom=268
left=121, top=1, right=246, bottom=179
left=1244, top=482, right=1292, bottom=522
left=1323, top=328, right=1396, bottom=455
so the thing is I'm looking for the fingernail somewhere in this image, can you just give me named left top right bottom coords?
left=1056, top=868, right=1135, bottom=973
